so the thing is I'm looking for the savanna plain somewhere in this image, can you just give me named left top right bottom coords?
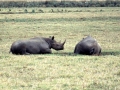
left=0, top=7, right=120, bottom=90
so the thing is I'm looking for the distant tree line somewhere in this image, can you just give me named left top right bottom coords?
left=0, top=1, right=120, bottom=7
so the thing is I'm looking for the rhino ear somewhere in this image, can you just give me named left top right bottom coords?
left=51, top=36, right=54, bottom=40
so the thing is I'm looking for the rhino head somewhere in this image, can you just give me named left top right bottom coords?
left=49, top=36, right=66, bottom=50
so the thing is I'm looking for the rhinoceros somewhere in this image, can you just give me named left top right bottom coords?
left=9, top=36, right=66, bottom=55
left=74, top=36, right=101, bottom=55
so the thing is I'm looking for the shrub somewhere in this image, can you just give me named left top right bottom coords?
left=38, top=9, right=44, bottom=13
left=24, top=9, right=28, bottom=13
left=32, top=9, right=35, bottom=13
left=0, top=1, right=120, bottom=7
left=9, top=9, right=11, bottom=11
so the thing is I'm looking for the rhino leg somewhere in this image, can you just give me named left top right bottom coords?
left=41, top=48, right=52, bottom=54
left=15, top=46, right=30, bottom=55
left=21, top=52, right=30, bottom=55
left=18, top=48, right=28, bottom=55
left=89, top=48, right=95, bottom=55
left=91, top=48, right=101, bottom=56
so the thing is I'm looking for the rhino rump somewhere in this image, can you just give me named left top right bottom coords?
left=74, top=36, right=101, bottom=55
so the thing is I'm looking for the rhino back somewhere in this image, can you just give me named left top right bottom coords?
left=25, top=39, right=49, bottom=54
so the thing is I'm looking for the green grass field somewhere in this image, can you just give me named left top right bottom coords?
left=0, top=7, right=120, bottom=90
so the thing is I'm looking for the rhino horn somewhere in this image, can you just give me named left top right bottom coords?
left=62, top=39, right=66, bottom=46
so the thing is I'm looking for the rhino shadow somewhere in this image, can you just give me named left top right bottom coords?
left=54, top=51, right=120, bottom=56
left=101, top=51, right=120, bottom=56
left=53, top=52, right=76, bottom=56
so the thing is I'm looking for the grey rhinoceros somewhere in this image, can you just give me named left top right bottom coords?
left=9, top=36, right=66, bottom=55
left=74, top=36, right=101, bottom=55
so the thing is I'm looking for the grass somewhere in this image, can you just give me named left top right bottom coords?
left=0, top=7, right=120, bottom=90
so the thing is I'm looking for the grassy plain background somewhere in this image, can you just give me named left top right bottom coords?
left=0, top=7, right=120, bottom=90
